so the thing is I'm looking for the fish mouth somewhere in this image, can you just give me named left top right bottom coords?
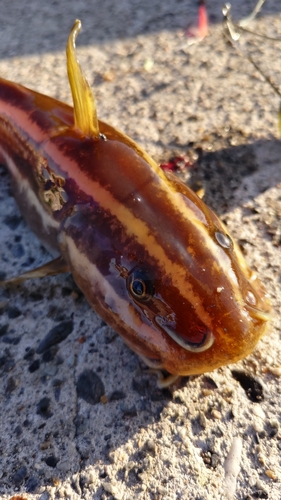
left=155, top=315, right=214, bottom=353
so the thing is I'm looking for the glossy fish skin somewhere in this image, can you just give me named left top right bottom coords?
left=0, top=21, right=271, bottom=377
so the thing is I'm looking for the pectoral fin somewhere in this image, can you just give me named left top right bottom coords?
left=0, top=256, right=69, bottom=286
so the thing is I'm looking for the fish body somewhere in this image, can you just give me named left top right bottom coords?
left=0, top=21, right=271, bottom=377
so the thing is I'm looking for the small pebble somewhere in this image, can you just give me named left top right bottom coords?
left=24, top=347, right=35, bottom=360
left=38, top=492, right=51, bottom=500
left=25, top=475, right=40, bottom=493
left=109, top=390, right=126, bottom=401
left=0, top=355, right=15, bottom=372
left=11, top=465, right=28, bottom=485
left=29, top=292, right=44, bottom=301
left=0, top=324, right=9, bottom=336
left=265, top=469, right=277, bottom=480
left=5, top=376, right=18, bottom=394
left=77, top=437, right=91, bottom=459
left=11, top=242, right=25, bottom=258
left=7, top=306, right=21, bottom=319
left=120, top=404, right=137, bottom=417
left=231, top=371, right=264, bottom=402
left=28, top=359, right=40, bottom=373
left=56, top=459, right=70, bottom=473
left=2, top=334, right=20, bottom=345
left=269, top=366, right=281, bottom=377
left=223, top=436, right=243, bottom=498
left=211, top=409, right=222, bottom=419
left=3, top=214, right=22, bottom=229
left=45, top=455, right=59, bottom=468
left=42, top=346, right=58, bottom=362
left=76, top=369, right=105, bottom=405
left=252, top=490, right=268, bottom=499
left=14, top=425, right=23, bottom=437
left=37, top=320, right=74, bottom=354
left=36, top=397, right=53, bottom=419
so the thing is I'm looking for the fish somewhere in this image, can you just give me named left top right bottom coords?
left=0, top=20, right=271, bottom=384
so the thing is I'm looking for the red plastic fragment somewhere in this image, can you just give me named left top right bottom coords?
left=160, top=155, right=194, bottom=172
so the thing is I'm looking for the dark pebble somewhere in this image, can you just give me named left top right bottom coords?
left=25, top=475, right=40, bottom=493
left=2, top=334, right=20, bottom=345
left=29, top=291, right=43, bottom=301
left=53, top=386, right=61, bottom=402
left=202, top=375, right=218, bottom=389
left=231, top=370, right=264, bottom=403
left=76, top=369, right=105, bottom=405
left=74, top=414, right=86, bottom=435
left=45, top=455, right=58, bottom=468
left=52, top=378, right=62, bottom=402
left=252, top=490, right=268, bottom=499
left=12, top=465, right=28, bottom=485
left=52, top=378, right=63, bottom=387
left=29, top=359, right=40, bottom=373
left=151, top=388, right=172, bottom=401
left=7, top=306, right=22, bottom=319
left=5, top=376, right=17, bottom=394
left=61, top=287, right=72, bottom=297
left=210, top=452, right=220, bottom=468
left=22, top=256, right=35, bottom=268
left=120, top=404, right=137, bottom=417
left=77, top=437, right=91, bottom=459
left=14, top=424, right=23, bottom=436
left=0, top=271, right=6, bottom=281
left=42, top=346, right=58, bottom=362
left=38, top=492, right=51, bottom=500
left=36, top=397, right=53, bottom=419
left=0, top=324, right=9, bottom=336
left=109, top=390, right=126, bottom=401
left=71, top=478, right=81, bottom=495
left=0, top=355, right=15, bottom=373
left=11, top=243, right=25, bottom=258
left=132, top=377, right=149, bottom=396
left=47, top=305, right=65, bottom=321
left=3, top=214, right=22, bottom=230
left=37, top=320, right=74, bottom=353
left=24, top=347, right=35, bottom=360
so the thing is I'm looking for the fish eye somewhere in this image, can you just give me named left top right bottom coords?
left=215, top=231, right=233, bottom=249
left=127, top=268, right=154, bottom=302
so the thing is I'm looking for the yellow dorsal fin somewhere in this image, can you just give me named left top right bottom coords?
left=66, top=19, right=100, bottom=138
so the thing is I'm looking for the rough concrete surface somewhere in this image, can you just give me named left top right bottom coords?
left=0, top=1, right=281, bottom=499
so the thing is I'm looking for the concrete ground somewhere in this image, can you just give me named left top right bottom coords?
left=0, top=1, right=281, bottom=499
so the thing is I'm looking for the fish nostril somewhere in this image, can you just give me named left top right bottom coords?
left=215, top=231, right=232, bottom=249
left=245, top=290, right=257, bottom=306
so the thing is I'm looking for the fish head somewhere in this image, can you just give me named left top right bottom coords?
left=56, top=136, right=271, bottom=377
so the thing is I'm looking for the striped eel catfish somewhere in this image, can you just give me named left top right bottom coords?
left=0, top=20, right=271, bottom=384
